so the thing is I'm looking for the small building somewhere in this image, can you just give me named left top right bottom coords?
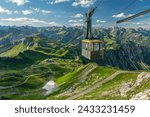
left=82, top=39, right=104, bottom=62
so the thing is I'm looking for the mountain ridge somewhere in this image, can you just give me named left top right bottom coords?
left=1, top=26, right=150, bottom=70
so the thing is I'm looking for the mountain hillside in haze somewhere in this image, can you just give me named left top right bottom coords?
left=0, top=26, right=150, bottom=70
left=0, top=34, right=80, bottom=69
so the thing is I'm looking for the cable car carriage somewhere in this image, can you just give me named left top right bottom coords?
left=81, top=7, right=104, bottom=63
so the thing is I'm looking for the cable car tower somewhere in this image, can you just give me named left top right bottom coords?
left=82, top=5, right=104, bottom=64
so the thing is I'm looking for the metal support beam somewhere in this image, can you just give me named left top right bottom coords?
left=117, top=9, right=150, bottom=23
left=86, top=7, right=97, bottom=39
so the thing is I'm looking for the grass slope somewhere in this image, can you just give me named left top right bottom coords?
left=47, top=64, right=116, bottom=100
left=0, top=58, right=81, bottom=100
left=77, top=73, right=139, bottom=100
left=0, top=43, right=27, bottom=57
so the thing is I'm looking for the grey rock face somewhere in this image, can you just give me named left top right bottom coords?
left=120, top=72, right=150, bottom=100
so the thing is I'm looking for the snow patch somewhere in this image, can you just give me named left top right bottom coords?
left=42, top=80, right=56, bottom=95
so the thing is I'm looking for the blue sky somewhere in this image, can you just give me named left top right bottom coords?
left=0, top=0, right=150, bottom=28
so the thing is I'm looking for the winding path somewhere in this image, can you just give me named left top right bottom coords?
left=66, top=70, right=140, bottom=100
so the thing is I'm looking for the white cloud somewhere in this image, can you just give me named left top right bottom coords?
left=115, top=18, right=150, bottom=29
left=32, top=8, right=40, bottom=12
left=68, top=20, right=78, bottom=23
left=31, top=8, right=53, bottom=14
left=0, top=17, right=61, bottom=27
left=68, top=19, right=83, bottom=23
left=112, top=12, right=134, bottom=18
left=0, top=6, right=53, bottom=16
left=72, top=0, right=95, bottom=8
left=73, top=13, right=83, bottom=18
left=96, top=20, right=106, bottom=23
left=49, top=0, right=70, bottom=5
left=22, top=10, right=33, bottom=15
left=41, top=10, right=53, bottom=14
left=0, top=6, right=12, bottom=15
left=131, top=19, right=150, bottom=26
left=128, top=14, right=134, bottom=17
left=68, top=19, right=83, bottom=26
left=7, top=0, right=29, bottom=6
left=112, top=13, right=126, bottom=18
left=69, top=13, right=84, bottom=26
left=132, top=22, right=144, bottom=25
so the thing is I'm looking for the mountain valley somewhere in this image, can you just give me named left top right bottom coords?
left=0, top=26, right=150, bottom=100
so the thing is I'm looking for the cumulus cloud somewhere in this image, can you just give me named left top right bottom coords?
left=114, top=18, right=150, bottom=29
left=96, top=20, right=106, bottom=23
left=0, top=6, right=53, bottom=16
left=129, top=19, right=150, bottom=28
left=31, top=8, right=53, bottom=14
left=13, top=8, right=54, bottom=16
left=22, top=10, right=33, bottom=15
left=0, top=6, right=12, bottom=15
left=68, top=20, right=78, bottom=23
left=49, top=0, right=70, bottom=5
left=72, top=13, right=83, bottom=18
left=41, top=10, right=53, bottom=14
left=32, top=8, right=40, bottom=12
left=112, top=13, right=126, bottom=18
left=0, top=17, right=61, bottom=27
left=72, top=0, right=95, bottom=8
left=132, top=22, right=144, bottom=25
left=68, top=18, right=83, bottom=26
left=112, top=12, right=134, bottom=18
left=7, top=0, right=29, bottom=6
left=68, top=19, right=83, bottom=23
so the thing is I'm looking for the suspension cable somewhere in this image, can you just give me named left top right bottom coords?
left=95, top=0, right=104, bottom=8
left=101, top=0, right=139, bottom=28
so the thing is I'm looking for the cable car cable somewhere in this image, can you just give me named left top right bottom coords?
left=101, top=0, right=138, bottom=28
left=95, top=0, right=104, bottom=8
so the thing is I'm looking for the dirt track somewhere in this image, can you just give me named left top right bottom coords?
left=66, top=71, right=140, bottom=100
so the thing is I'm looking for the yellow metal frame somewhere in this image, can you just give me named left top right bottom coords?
left=82, top=39, right=103, bottom=43
left=82, top=39, right=104, bottom=61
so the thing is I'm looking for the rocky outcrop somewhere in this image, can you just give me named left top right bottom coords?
left=120, top=72, right=150, bottom=99
left=105, top=41, right=150, bottom=70
left=135, top=72, right=150, bottom=86
left=120, top=81, right=133, bottom=97
left=131, top=90, right=150, bottom=100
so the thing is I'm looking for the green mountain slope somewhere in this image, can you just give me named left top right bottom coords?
left=47, top=64, right=117, bottom=100
left=47, top=64, right=150, bottom=100
left=0, top=58, right=82, bottom=100
left=0, top=33, right=80, bottom=69
left=0, top=33, right=80, bottom=57
left=0, top=34, right=58, bottom=57
left=0, top=43, right=27, bottom=57
left=0, top=26, right=150, bottom=100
